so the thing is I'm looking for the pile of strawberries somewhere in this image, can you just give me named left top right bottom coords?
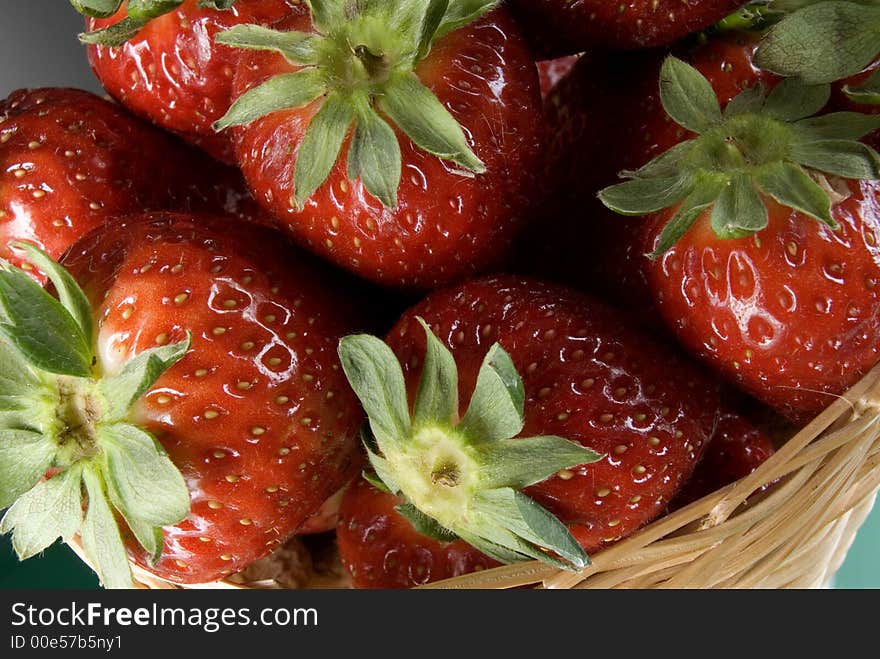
left=1, top=0, right=879, bottom=589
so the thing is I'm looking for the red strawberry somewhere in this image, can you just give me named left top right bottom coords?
left=0, top=87, right=257, bottom=280
left=670, top=407, right=775, bottom=509
left=593, top=42, right=880, bottom=422
left=507, top=0, right=746, bottom=57
left=335, top=275, right=722, bottom=588
left=0, top=213, right=364, bottom=587
left=84, top=0, right=299, bottom=162
left=525, top=33, right=773, bottom=315
left=216, top=3, right=543, bottom=289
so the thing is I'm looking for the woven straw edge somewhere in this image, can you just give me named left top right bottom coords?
left=67, top=363, right=880, bottom=590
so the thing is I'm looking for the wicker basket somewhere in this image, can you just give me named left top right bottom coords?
left=68, top=363, right=880, bottom=589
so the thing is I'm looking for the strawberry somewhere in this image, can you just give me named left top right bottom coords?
left=594, top=41, right=880, bottom=423
left=81, top=0, right=299, bottom=162
left=0, top=87, right=257, bottom=281
left=335, top=275, right=722, bottom=588
left=670, top=407, right=775, bottom=509
left=507, top=0, right=746, bottom=57
left=526, top=33, right=775, bottom=317
left=214, top=1, right=543, bottom=289
left=0, top=213, right=364, bottom=587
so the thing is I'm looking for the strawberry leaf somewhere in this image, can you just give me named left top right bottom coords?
left=660, top=56, right=723, bottom=134
left=474, top=436, right=602, bottom=490
left=396, top=503, right=457, bottom=542
left=69, top=0, right=124, bottom=17
left=724, top=84, right=767, bottom=118
left=435, top=0, right=499, bottom=41
left=79, top=17, right=148, bottom=46
left=793, top=111, right=880, bottom=139
left=99, top=336, right=191, bottom=421
left=755, top=1, right=880, bottom=84
left=294, top=94, right=355, bottom=209
left=98, top=423, right=190, bottom=528
left=0, top=338, right=39, bottom=397
left=0, top=430, right=58, bottom=510
left=214, top=25, right=318, bottom=65
left=650, top=180, right=724, bottom=258
left=379, top=72, right=485, bottom=174
left=0, top=466, right=83, bottom=560
left=127, top=0, right=184, bottom=21
left=413, top=318, right=459, bottom=430
left=711, top=174, right=769, bottom=239
left=306, top=0, right=347, bottom=34
left=844, top=68, right=880, bottom=104
left=470, top=488, right=587, bottom=570
left=338, top=335, right=412, bottom=451
left=417, top=0, right=451, bottom=60
left=12, top=242, right=95, bottom=347
left=755, top=161, right=837, bottom=227
left=80, top=467, right=136, bottom=589
left=347, top=106, right=403, bottom=209
left=762, top=78, right=831, bottom=121
left=213, top=69, right=327, bottom=132
left=458, top=344, right=524, bottom=444
left=790, top=139, right=880, bottom=178
left=0, top=263, right=92, bottom=378
left=599, top=174, right=693, bottom=216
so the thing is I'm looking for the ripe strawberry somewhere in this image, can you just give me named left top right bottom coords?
left=0, top=213, right=364, bottom=587
left=215, top=2, right=543, bottom=288
left=670, top=407, right=775, bottom=509
left=335, top=275, right=722, bottom=588
left=507, top=0, right=746, bottom=57
left=526, top=33, right=773, bottom=315
left=595, top=45, right=880, bottom=422
left=82, top=0, right=299, bottom=162
left=0, top=87, right=257, bottom=280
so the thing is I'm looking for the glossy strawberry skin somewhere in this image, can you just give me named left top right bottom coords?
left=338, top=275, right=722, bottom=588
left=645, top=181, right=880, bottom=424
left=86, top=0, right=299, bottom=162
left=337, top=479, right=499, bottom=589
left=229, top=9, right=543, bottom=289
left=508, top=0, right=745, bottom=58
left=525, top=33, right=773, bottom=316
left=670, top=408, right=775, bottom=509
left=540, top=32, right=880, bottom=423
left=61, top=213, right=365, bottom=584
left=0, top=87, right=259, bottom=279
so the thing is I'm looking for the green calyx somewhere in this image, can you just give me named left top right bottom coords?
left=599, top=56, right=880, bottom=257
left=754, top=1, right=880, bottom=104
left=213, top=0, right=495, bottom=209
left=73, top=1, right=236, bottom=46
left=338, top=318, right=602, bottom=571
left=0, top=243, right=191, bottom=588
